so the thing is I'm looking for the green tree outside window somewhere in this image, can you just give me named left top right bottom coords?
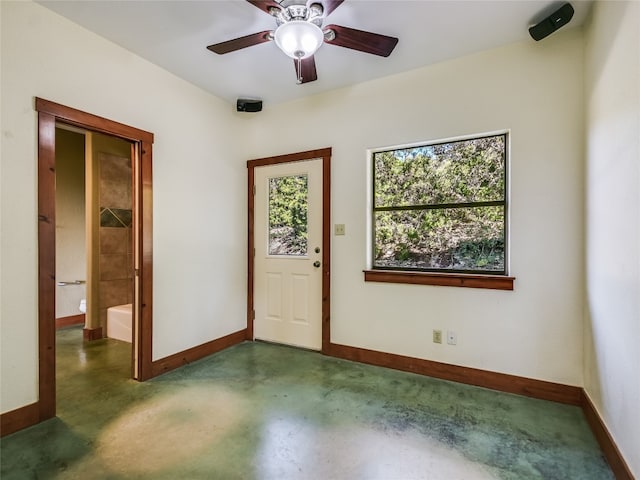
left=373, top=134, right=507, bottom=273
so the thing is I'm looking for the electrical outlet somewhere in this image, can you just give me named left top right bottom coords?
left=447, top=330, right=457, bottom=345
left=334, top=224, right=346, bottom=236
left=433, top=329, right=442, bottom=344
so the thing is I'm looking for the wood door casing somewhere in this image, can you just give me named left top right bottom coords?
left=247, top=148, right=331, bottom=351
left=35, top=98, right=154, bottom=424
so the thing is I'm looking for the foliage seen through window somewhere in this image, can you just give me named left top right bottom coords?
left=269, top=175, right=308, bottom=256
left=373, top=134, right=507, bottom=273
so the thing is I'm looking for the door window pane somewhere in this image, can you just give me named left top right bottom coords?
left=269, top=175, right=308, bottom=256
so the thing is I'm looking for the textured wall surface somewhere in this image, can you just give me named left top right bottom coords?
left=583, top=1, right=640, bottom=476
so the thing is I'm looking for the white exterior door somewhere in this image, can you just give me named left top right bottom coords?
left=254, top=158, right=323, bottom=350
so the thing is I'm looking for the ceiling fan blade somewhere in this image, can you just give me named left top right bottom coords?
left=295, top=56, right=318, bottom=84
left=246, top=0, right=282, bottom=15
left=207, top=31, right=273, bottom=55
left=318, top=0, right=344, bottom=16
left=323, top=24, right=398, bottom=57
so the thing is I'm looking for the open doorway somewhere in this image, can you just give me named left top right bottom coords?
left=55, top=125, right=135, bottom=373
left=36, top=98, right=154, bottom=422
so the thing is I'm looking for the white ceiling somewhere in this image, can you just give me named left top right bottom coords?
left=37, top=0, right=592, bottom=106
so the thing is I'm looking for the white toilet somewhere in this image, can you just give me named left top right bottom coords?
left=79, top=299, right=86, bottom=313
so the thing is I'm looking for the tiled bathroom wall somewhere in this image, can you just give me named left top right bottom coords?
left=98, top=153, right=132, bottom=330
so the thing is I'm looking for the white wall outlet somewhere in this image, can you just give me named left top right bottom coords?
left=447, top=330, right=457, bottom=345
left=335, top=224, right=346, bottom=235
left=433, top=329, right=442, bottom=344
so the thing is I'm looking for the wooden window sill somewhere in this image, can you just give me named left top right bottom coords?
left=364, top=270, right=515, bottom=290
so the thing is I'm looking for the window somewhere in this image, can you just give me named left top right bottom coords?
left=268, top=174, right=308, bottom=256
left=367, top=133, right=513, bottom=290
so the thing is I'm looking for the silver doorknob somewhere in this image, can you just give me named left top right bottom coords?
left=313, top=261, right=321, bottom=268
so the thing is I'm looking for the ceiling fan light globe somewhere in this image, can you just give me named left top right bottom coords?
left=274, top=20, right=323, bottom=59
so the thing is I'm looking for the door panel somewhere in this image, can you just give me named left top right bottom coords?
left=291, top=274, right=309, bottom=323
left=267, top=273, right=283, bottom=319
left=254, top=158, right=323, bottom=350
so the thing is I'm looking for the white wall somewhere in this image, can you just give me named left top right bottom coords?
left=0, top=1, right=247, bottom=413
left=55, top=128, right=86, bottom=319
left=584, top=1, right=640, bottom=476
left=244, top=29, right=586, bottom=385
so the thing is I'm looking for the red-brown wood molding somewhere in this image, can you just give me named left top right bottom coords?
left=326, top=342, right=581, bottom=404
left=581, top=391, right=635, bottom=480
left=364, top=270, right=515, bottom=291
left=246, top=147, right=332, bottom=352
left=151, top=329, right=247, bottom=377
left=55, top=314, right=85, bottom=329
left=325, top=342, right=636, bottom=477
left=0, top=402, right=40, bottom=437
left=83, top=326, right=103, bottom=342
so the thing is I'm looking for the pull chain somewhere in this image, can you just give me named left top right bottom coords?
left=295, top=54, right=303, bottom=84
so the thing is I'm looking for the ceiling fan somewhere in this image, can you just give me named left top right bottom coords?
left=207, top=0, right=399, bottom=84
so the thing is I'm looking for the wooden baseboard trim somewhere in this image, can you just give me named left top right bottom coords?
left=1, top=340, right=634, bottom=478
left=151, top=329, right=247, bottom=377
left=325, top=344, right=638, bottom=476
left=83, top=326, right=103, bottom=341
left=581, top=390, right=635, bottom=480
left=326, top=342, right=582, bottom=405
left=56, top=314, right=85, bottom=329
left=0, top=402, right=40, bottom=438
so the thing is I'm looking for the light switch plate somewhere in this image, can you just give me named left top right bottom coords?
left=335, top=224, right=346, bottom=236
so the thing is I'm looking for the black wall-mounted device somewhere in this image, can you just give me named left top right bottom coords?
left=529, top=3, right=574, bottom=41
left=237, top=98, right=263, bottom=113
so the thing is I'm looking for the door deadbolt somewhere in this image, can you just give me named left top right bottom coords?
left=315, top=247, right=320, bottom=253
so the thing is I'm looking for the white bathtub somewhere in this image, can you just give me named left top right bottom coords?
left=107, top=303, right=132, bottom=343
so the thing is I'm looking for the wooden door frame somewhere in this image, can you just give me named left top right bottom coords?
left=35, top=97, right=155, bottom=422
left=247, top=148, right=331, bottom=351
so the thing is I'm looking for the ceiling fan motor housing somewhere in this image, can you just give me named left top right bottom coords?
left=273, top=4, right=324, bottom=26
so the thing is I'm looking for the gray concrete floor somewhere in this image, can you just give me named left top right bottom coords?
left=1, top=326, right=613, bottom=479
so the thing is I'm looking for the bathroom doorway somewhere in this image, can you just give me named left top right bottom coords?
left=36, top=98, right=154, bottom=421
left=55, top=125, right=134, bottom=366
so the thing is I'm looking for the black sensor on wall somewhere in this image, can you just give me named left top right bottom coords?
left=237, top=98, right=262, bottom=113
left=529, top=3, right=574, bottom=41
